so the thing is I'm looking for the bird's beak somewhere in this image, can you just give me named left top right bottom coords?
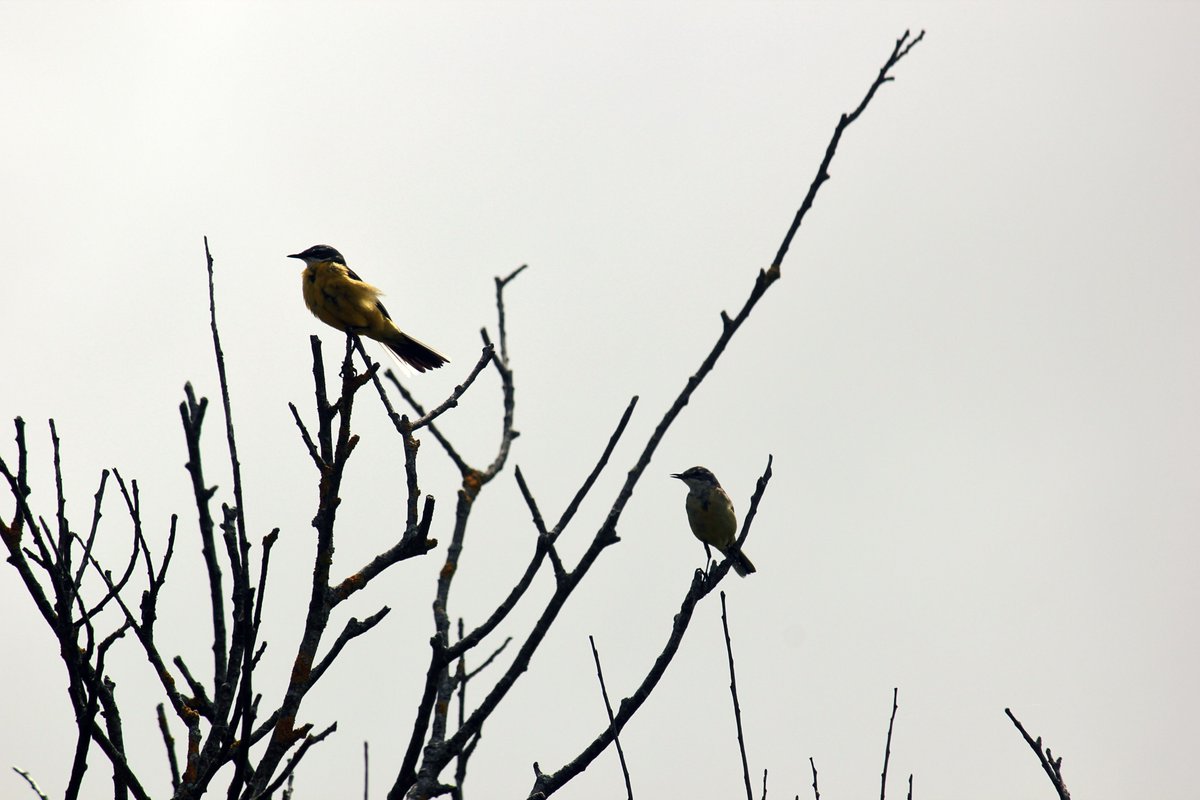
left=670, top=473, right=683, bottom=479
left=286, top=253, right=304, bottom=260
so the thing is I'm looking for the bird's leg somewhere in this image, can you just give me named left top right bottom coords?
left=339, top=333, right=363, bottom=379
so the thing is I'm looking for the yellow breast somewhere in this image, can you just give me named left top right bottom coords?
left=684, top=488, right=737, bottom=549
left=302, top=261, right=385, bottom=333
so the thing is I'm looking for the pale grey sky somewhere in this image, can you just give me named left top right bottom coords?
left=2, top=2, right=1198, bottom=799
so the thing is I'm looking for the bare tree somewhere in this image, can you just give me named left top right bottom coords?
left=1, top=31, right=925, bottom=800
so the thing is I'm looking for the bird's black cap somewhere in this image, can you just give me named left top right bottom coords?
left=287, top=244, right=345, bottom=264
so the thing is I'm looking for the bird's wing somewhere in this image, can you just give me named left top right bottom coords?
left=344, top=266, right=395, bottom=321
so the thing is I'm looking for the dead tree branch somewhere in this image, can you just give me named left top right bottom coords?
left=1004, top=708, right=1072, bottom=800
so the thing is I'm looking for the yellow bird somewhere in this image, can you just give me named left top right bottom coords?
left=671, top=466, right=756, bottom=577
left=287, top=244, right=449, bottom=372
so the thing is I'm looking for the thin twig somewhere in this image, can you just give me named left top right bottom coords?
left=384, top=374, right=470, bottom=477
left=1004, top=708, right=1072, bottom=800
left=260, top=722, right=338, bottom=800
left=809, top=758, right=820, bottom=800
left=449, top=397, right=637, bottom=663
left=771, top=29, right=924, bottom=273
left=11, top=767, right=50, bottom=800
left=309, top=608, right=393, bottom=687
left=880, top=688, right=899, bottom=800
left=202, top=236, right=248, bottom=559
left=589, top=636, right=633, bottom=800
left=358, top=339, right=494, bottom=436
left=719, top=592, right=753, bottom=800
left=495, top=264, right=528, bottom=363
left=464, top=636, right=514, bottom=682
left=156, top=704, right=181, bottom=791
left=179, top=383, right=228, bottom=688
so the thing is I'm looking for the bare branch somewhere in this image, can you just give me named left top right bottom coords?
left=202, top=237, right=248, bottom=554
left=156, top=703, right=181, bottom=791
left=880, top=688, right=899, bottom=800
left=12, top=767, right=50, bottom=800
left=513, top=467, right=565, bottom=582
left=287, top=401, right=323, bottom=469
left=1004, top=708, right=1072, bottom=800
left=449, top=396, right=638, bottom=663
left=464, top=636, right=514, bottom=683
left=384, top=374, right=471, bottom=477
left=494, top=264, right=528, bottom=363
left=260, top=722, right=338, bottom=800
left=589, top=635, right=633, bottom=800
left=719, top=592, right=753, bottom=800
left=771, top=29, right=924, bottom=273
left=179, top=383, right=228, bottom=687
left=310, top=608, right=392, bottom=687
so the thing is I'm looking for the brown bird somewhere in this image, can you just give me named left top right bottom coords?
left=287, top=244, right=448, bottom=372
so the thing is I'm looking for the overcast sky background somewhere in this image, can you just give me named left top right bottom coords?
left=2, top=2, right=1198, bottom=799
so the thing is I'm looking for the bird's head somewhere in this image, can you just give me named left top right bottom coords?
left=671, top=466, right=721, bottom=490
left=287, top=244, right=345, bottom=265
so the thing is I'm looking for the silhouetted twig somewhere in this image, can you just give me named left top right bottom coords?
left=880, top=688, right=899, bottom=800
left=720, top=591, right=754, bottom=800
left=156, top=704, right=180, bottom=791
left=771, top=29, right=924, bottom=273
left=1004, top=708, right=1071, bottom=800
left=12, top=767, right=49, bottom=800
left=589, top=636, right=634, bottom=800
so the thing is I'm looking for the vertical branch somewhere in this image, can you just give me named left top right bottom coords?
left=392, top=265, right=526, bottom=798
left=245, top=336, right=373, bottom=797
left=494, top=264, right=527, bottom=364
left=157, top=704, right=181, bottom=791
left=453, top=619, right=468, bottom=799
left=588, top=636, right=633, bottom=800
left=879, top=688, right=899, bottom=800
left=202, top=237, right=249, bottom=550
left=179, top=384, right=229, bottom=687
left=200, top=240, right=262, bottom=786
left=719, top=592, right=753, bottom=800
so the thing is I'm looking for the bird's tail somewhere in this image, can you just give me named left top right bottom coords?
left=385, top=331, right=449, bottom=373
left=725, top=546, right=757, bottom=577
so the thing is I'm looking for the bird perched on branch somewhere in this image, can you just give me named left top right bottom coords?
left=287, top=244, right=449, bottom=372
left=671, top=466, right=756, bottom=577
